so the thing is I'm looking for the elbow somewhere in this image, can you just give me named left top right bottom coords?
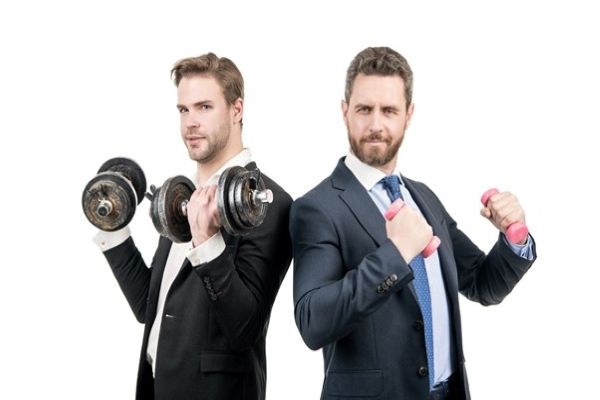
left=302, top=332, right=325, bottom=351
left=294, top=304, right=326, bottom=351
left=134, top=311, right=146, bottom=324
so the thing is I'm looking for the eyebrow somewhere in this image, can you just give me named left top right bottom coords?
left=176, top=100, right=213, bottom=109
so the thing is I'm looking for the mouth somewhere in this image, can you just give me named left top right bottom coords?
left=186, top=136, right=206, bottom=146
left=362, top=139, right=388, bottom=145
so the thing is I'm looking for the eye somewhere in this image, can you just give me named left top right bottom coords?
left=200, top=104, right=212, bottom=111
left=357, top=106, right=371, bottom=114
left=383, top=107, right=397, bottom=115
left=178, top=107, right=188, bottom=114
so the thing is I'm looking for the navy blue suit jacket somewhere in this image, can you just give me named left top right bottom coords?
left=290, top=158, right=536, bottom=400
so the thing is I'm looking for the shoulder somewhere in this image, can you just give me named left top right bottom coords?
left=259, top=172, right=292, bottom=212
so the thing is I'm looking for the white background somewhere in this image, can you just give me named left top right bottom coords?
left=1, top=0, right=598, bottom=398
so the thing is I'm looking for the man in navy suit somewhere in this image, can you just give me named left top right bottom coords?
left=290, top=47, right=536, bottom=400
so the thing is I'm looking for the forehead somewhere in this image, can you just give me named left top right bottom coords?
left=177, top=74, right=225, bottom=104
left=350, top=74, right=407, bottom=107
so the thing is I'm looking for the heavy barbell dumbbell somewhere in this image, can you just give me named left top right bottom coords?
left=82, top=157, right=147, bottom=231
left=146, top=166, right=273, bottom=243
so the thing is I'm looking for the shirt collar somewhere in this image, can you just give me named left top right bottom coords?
left=194, top=148, right=253, bottom=187
left=344, top=150, right=404, bottom=191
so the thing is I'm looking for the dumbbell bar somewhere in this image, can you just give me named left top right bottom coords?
left=384, top=199, right=441, bottom=258
left=81, top=157, right=147, bottom=232
left=147, top=166, right=273, bottom=243
left=480, top=188, right=529, bottom=244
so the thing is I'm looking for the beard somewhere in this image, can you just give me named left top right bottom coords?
left=349, top=130, right=404, bottom=167
left=186, top=122, right=231, bottom=163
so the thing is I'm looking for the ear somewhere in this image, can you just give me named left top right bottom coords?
left=341, top=100, right=349, bottom=128
left=232, top=98, right=244, bottom=124
left=405, top=102, right=415, bottom=129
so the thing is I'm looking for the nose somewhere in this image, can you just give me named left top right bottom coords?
left=183, top=110, right=200, bottom=131
left=368, top=110, right=383, bottom=134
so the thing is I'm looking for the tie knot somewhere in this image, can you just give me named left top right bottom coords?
left=380, top=175, right=403, bottom=202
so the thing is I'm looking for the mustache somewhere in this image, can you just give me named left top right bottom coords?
left=185, top=128, right=206, bottom=139
left=361, top=133, right=391, bottom=144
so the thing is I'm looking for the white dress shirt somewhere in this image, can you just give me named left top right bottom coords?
left=94, top=148, right=252, bottom=375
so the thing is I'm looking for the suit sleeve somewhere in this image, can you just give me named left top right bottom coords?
left=191, top=190, right=293, bottom=350
left=419, top=183, right=538, bottom=306
left=290, top=196, right=415, bottom=351
left=101, top=236, right=159, bottom=323
left=447, top=210, right=537, bottom=306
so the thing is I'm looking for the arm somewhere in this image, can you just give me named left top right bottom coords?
left=96, top=228, right=162, bottom=323
left=190, top=190, right=293, bottom=350
left=290, top=197, right=414, bottom=350
left=443, top=203, right=537, bottom=306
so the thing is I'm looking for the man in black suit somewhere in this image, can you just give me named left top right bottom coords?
left=290, top=47, right=537, bottom=399
left=93, top=53, right=292, bottom=399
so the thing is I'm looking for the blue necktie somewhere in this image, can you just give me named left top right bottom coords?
left=380, top=175, right=435, bottom=388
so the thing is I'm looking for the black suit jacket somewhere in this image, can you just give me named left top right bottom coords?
left=290, top=158, right=536, bottom=400
left=102, top=164, right=292, bottom=400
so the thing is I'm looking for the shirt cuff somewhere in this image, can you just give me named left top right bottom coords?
left=503, top=234, right=534, bottom=260
left=93, top=227, right=131, bottom=252
left=187, top=231, right=226, bottom=266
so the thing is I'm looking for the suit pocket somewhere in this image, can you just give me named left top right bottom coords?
left=200, top=351, right=252, bottom=373
left=324, top=369, right=383, bottom=397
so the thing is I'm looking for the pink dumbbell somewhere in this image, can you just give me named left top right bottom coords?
left=480, top=188, right=529, bottom=244
left=384, top=199, right=441, bottom=258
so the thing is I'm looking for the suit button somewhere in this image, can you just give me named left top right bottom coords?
left=206, top=282, right=213, bottom=290
left=376, top=285, right=384, bottom=294
left=418, top=366, right=428, bottom=377
left=390, top=274, right=398, bottom=282
left=210, top=294, right=218, bottom=301
left=414, top=320, right=424, bottom=331
left=203, top=276, right=210, bottom=283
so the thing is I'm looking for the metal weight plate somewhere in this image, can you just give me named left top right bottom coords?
left=217, top=166, right=244, bottom=235
left=82, top=171, right=137, bottom=231
left=234, top=169, right=268, bottom=229
left=150, top=175, right=195, bottom=243
left=98, top=157, right=147, bottom=205
left=227, top=167, right=251, bottom=234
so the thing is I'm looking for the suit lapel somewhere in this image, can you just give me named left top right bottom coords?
left=333, top=159, right=387, bottom=246
left=403, top=178, right=459, bottom=302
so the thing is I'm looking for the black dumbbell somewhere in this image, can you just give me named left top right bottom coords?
left=82, top=157, right=147, bottom=231
left=147, top=166, right=273, bottom=243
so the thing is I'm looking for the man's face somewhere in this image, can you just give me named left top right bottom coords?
left=177, top=75, right=234, bottom=163
left=342, top=74, right=414, bottom=168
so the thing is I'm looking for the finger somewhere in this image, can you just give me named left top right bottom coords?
left=480, top=207, right=492, bottom=219
left=499, top=209, right=526, bottom=231
left=488, top=192, right=518, bottom=213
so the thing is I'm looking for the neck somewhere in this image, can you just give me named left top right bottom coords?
left=196, top=133, right=243, bottom=186
left=375, top=157, right=397, bottom=176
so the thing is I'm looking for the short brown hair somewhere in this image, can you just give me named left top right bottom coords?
left=345, top=47, right=413, bottom=109
left=171, top=53, right=244, bottom=106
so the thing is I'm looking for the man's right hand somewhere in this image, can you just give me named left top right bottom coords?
left=385, top=206, right=433, bottom=263
left=186, top=185, right=221, bottom=247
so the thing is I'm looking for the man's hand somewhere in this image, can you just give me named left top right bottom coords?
left=186, top=185, right=221, bottom=247
left=386, top=205, right=433, bottom=263
left=480, top=191, right=527, bottom=244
